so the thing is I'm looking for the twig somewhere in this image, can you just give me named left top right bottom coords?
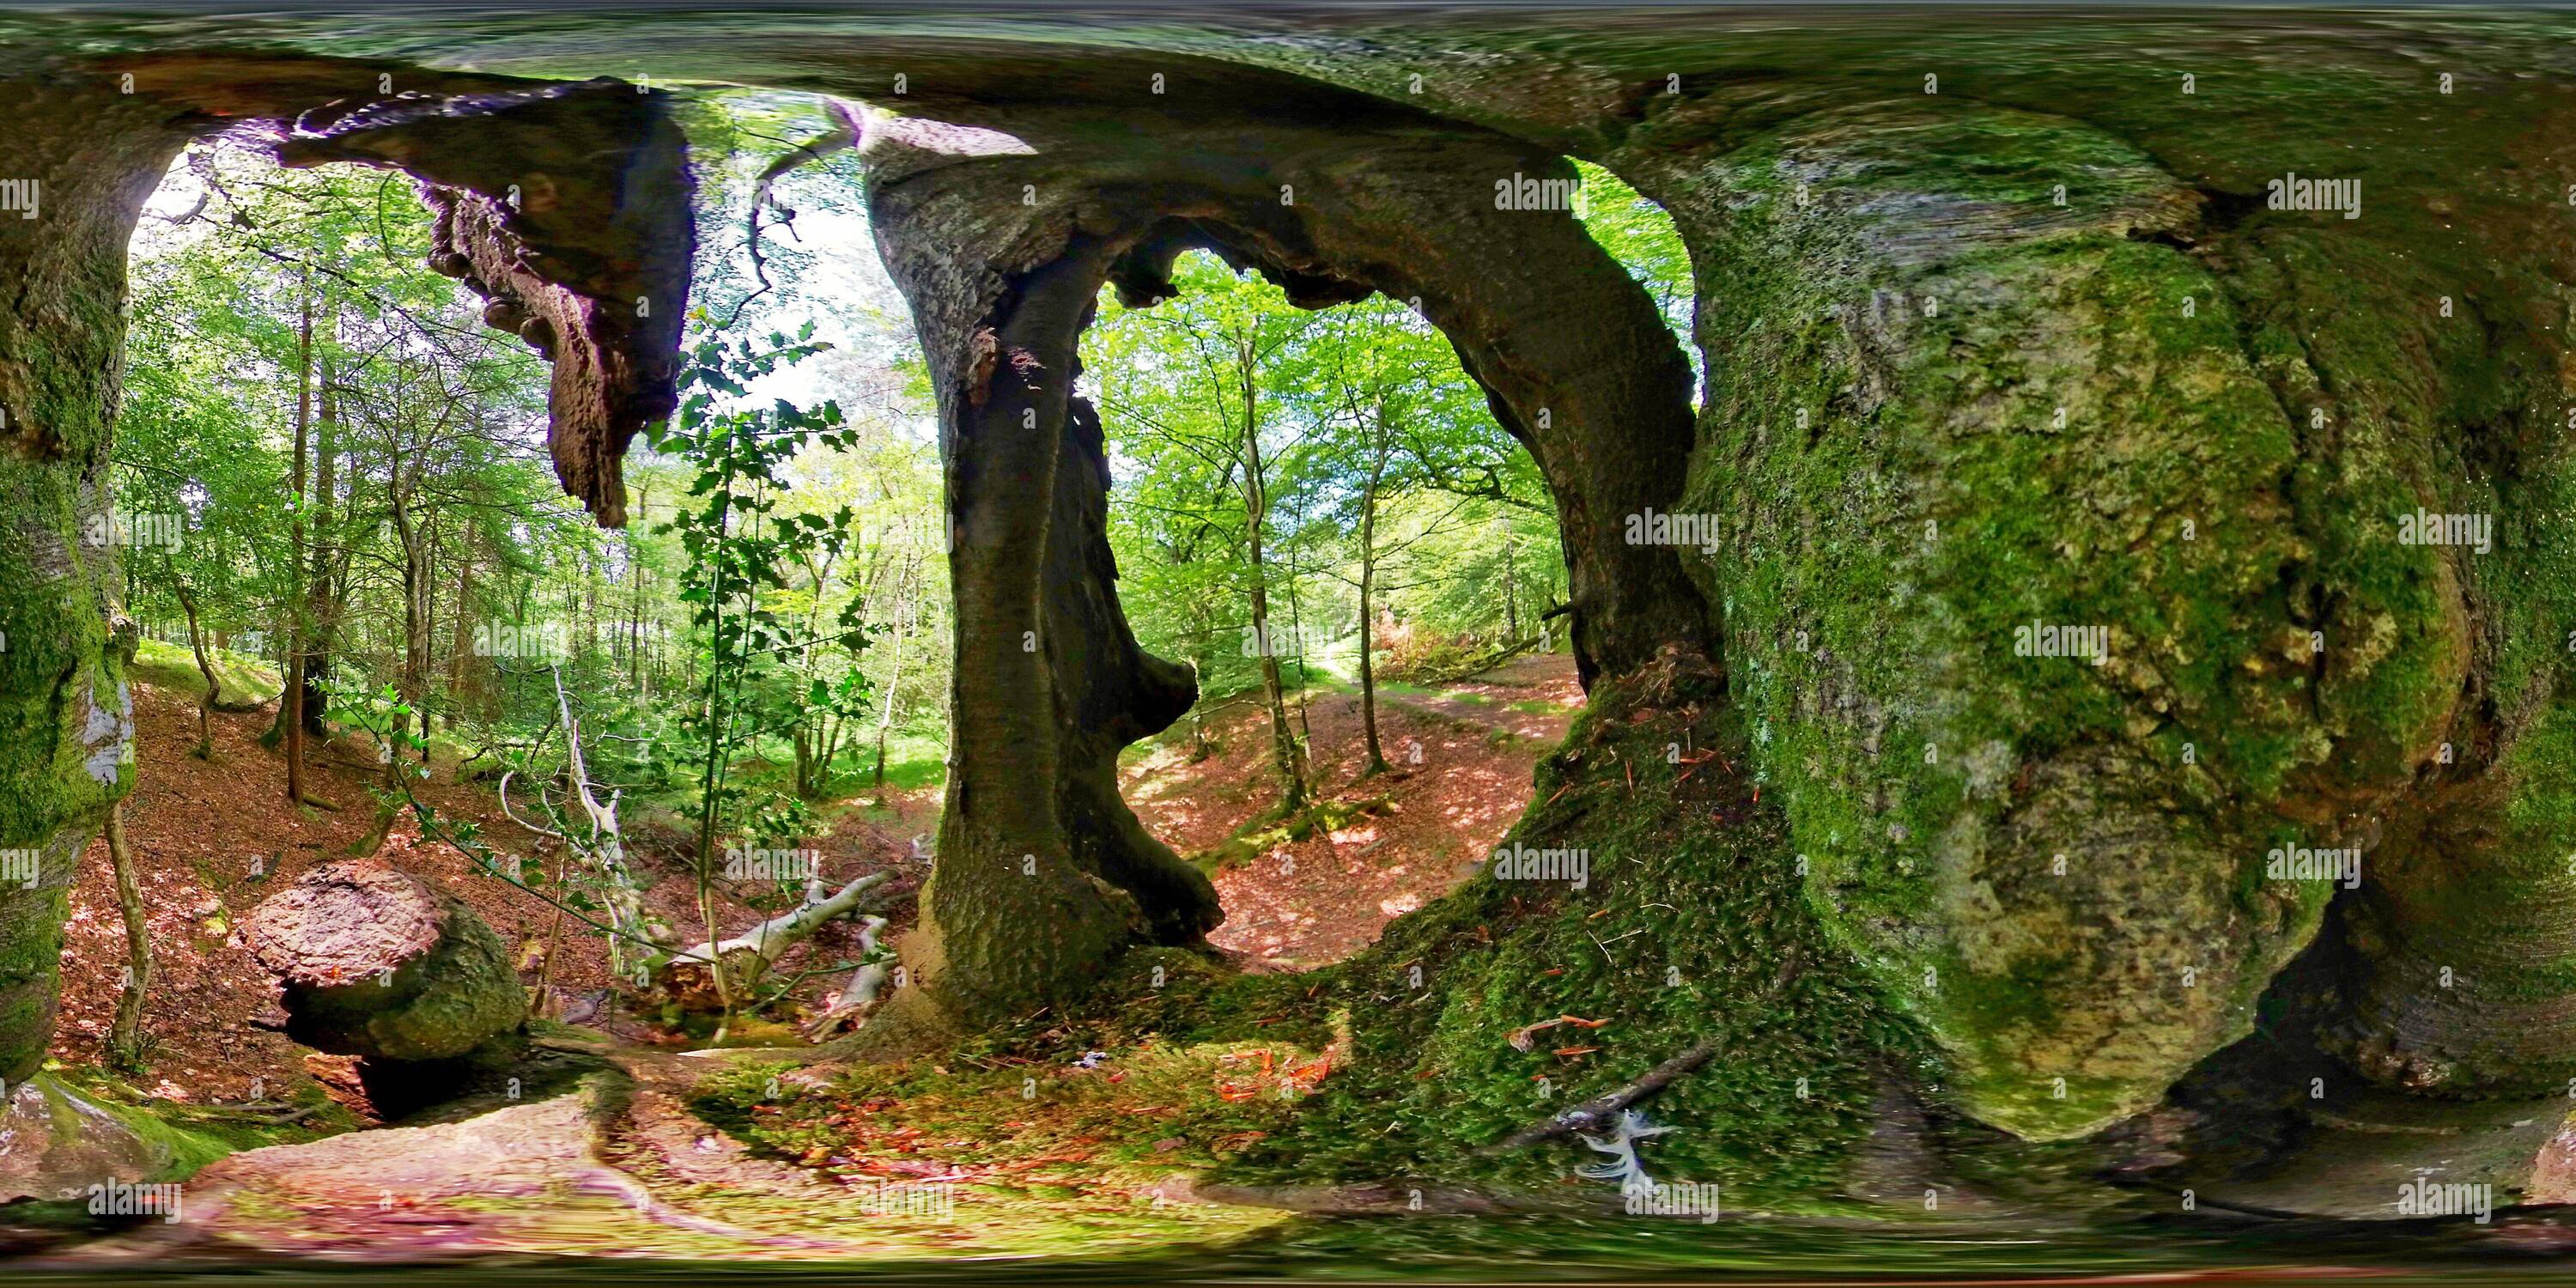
left=1481, top=1041, right=1722, bottom=1153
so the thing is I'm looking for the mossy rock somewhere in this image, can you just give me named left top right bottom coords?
left=246, top=861, right=527, bottom=1062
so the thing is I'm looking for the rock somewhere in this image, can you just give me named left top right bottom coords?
left=0, top=1074, right=194, bottom=1203
left=244, top=861, right=524, bottom=1062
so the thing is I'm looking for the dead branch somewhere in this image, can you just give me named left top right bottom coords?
left=668, top=870, right=892, bottom=970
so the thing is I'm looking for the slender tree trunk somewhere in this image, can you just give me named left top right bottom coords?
left=105, top=803, right=150, bottom=1070
left=421, top=522, right=439, bottom=758
left=173, top=571, right=217, bottom=757
left=448, top=553, right=476, bottom=719
left=393, top=485, right=431, bottom=769
left=1357, top=426, right=1391, bottom=776
left=1283, top=535, right=1315, bottom=750
left=283, top=285, right=312, bottom=803
left=873, top=576, right=911, bottom=790
left=627, top=486, right=648, bottom=688
left=1237, top=338, right=1308, bottom=814
left=794, top=551, right=834, bottom=799
left=299, top=340, right=337, bottom=740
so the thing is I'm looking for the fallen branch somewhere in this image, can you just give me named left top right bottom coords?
left=1411, top=634, right=1545, bottom=686
left=802, top=914, right=892, bottom=1039
left=1480, top=1041, right=1721, bottom=1153
left=668, top=870, right=893, bottom=969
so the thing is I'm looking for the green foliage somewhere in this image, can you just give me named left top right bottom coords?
left=647, top=323, right=871, bottom=854
left=1087, top=253, right=1571, bottom=704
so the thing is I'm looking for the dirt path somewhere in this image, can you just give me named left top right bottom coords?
left=1122, top=653, right=1583, bottom=972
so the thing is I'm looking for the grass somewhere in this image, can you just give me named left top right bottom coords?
left=130, top=638, right=282, bottom=705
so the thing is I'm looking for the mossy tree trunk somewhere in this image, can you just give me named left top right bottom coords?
left=0, top=77, right=185, bottom=1084
left=857, top=127, right=1218, bottom=1038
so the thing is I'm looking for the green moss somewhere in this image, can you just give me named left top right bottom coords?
left=1164, top=673, right=1939, bottom=1212
left=1186, top=797, right=1392, bottom=874
left=1640, top=99, right=2464, bottom=1138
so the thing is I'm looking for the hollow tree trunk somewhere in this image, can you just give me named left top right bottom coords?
left=855, top=126, right=1224, bottom=1041
left=852, top=92, right=1705, bottom=1041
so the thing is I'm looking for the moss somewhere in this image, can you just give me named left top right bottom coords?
left=684, top=1049, right=1294, bottom=1257
left=1632, top=99, right=2464, bottom=1138
left=1186, top=796, right=1392, bottom=874
left=127, top=638, right=282, bottom=705
left=1156, top=670, right=1942, bottom=1212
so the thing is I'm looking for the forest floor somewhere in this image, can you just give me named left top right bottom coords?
left=1124, top=652, right=1580, bottom=969
left=51, top=654, right=938, bottom=1112
left=22, top=649, right=1581, bottom=1264
left=56, top=647, right=1574, bottom=1107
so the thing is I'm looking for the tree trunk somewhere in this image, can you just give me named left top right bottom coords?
left=282, top=283, right=313, bottom=802
left=853, top=143, right=1220, bottom=1041
left=1357, top=429, right=1391, bottom=776
left=392, top=474, right=432, bottom=768
left=105, top=804, right=150, bottom=1071
left=448, top=551, right=476, bottom=717
left=872, top=578, right=911, bottom=790
left=1237, top=337, right=1309, bottom=815
left=291, top=331, right=339, bottom=744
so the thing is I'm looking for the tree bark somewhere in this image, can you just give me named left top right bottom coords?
left=299, top=335, right=337, bottom=739
left=105, top=804, right=150, bottom=1070
left=282, top=285, right=313, bottom=802
left=873, top=573, right=913, bottom=790
left=1237, top=336, right=1310, bottom=815
left=854, top=129, right=1223, bottom=1039
left=1356, top=422, right=1391, bottom=776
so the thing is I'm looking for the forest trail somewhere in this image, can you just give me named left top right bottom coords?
left=1123, top=653, right=1584, bottom=972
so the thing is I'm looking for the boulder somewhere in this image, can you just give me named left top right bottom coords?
left=245, top=861, right=524, bottom=1062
